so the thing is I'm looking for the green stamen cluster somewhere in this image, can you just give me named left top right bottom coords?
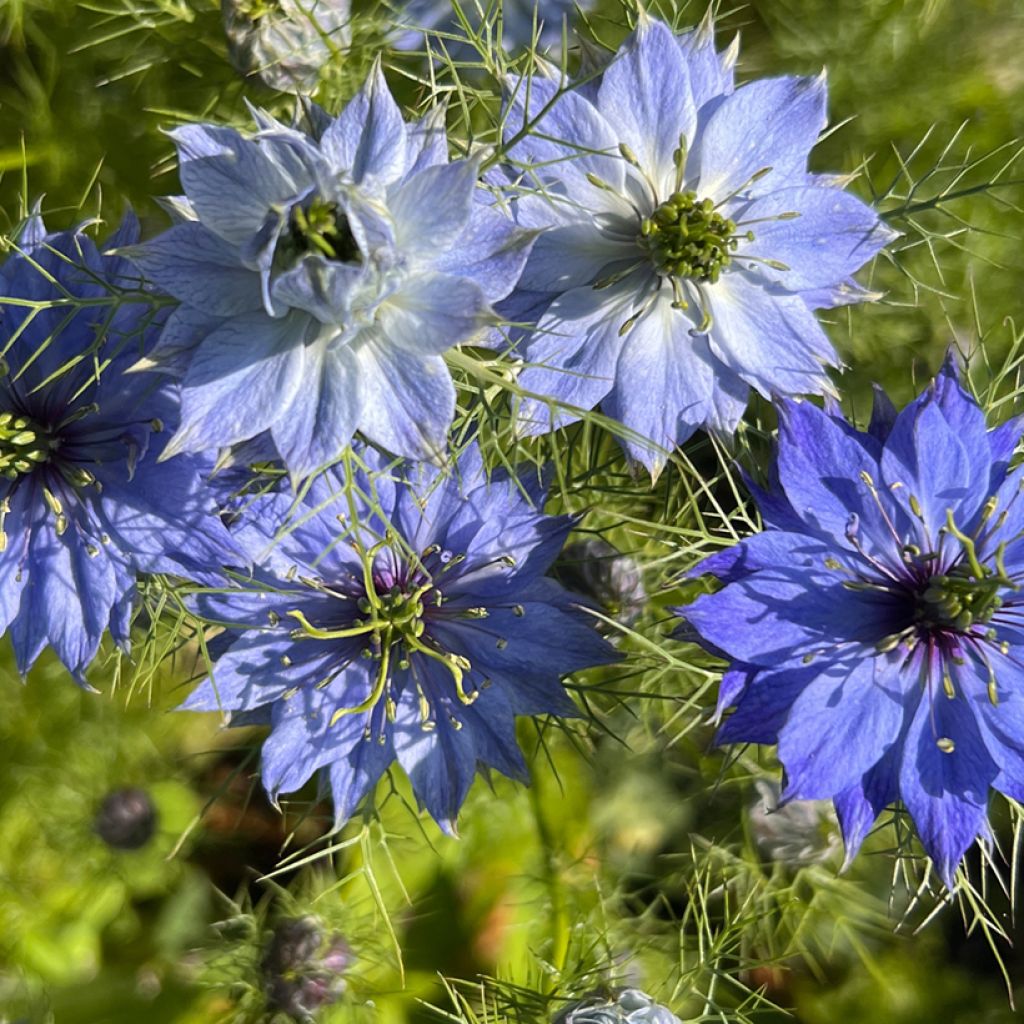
left=913, top=509, right=1016, bottom=632
left=0, top=412, right=53, bottom=480
left=638, top=192, right=743, bottom=283
left=916, top=568, right=1006, bottom=632
left=283, top=199, right=361, bottom=265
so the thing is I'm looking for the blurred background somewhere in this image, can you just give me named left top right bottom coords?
left=2, top=0, right=1024, bottom=1021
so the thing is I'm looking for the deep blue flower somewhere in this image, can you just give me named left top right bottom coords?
left=679, top=358, right=1024, bottom=886
left=127, top=67, right=534, bottom=478
left=0, top=215, right=241, bottom=681
left=392, top=0, right=594, bottom=55
left=182, top=444, right=618, bottom=830
left=497, top=13, right=896, bottom=477
left=222, top=0, right=351, bottom=93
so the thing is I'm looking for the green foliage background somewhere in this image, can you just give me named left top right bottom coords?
left=2, top=1, right=1024, bottom=1021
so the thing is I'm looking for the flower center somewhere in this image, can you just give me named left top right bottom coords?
left=282, top=199, right=362, bottom=265
left=638, top=191, right=742, bottom=283
left=915, top=566, right=1006, bottom=632
left=287, top=542, right=480, bottom=728
left=0, top=411, right=54, bottom=480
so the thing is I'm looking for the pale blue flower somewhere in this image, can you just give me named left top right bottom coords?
left=498, top=14, right=896, bottom=477
left=128, top=67, right=534, bottom=478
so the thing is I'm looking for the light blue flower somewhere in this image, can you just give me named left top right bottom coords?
left=498, top=14, right=896, bottom=477
left=181, top=444, right=618, bottom=831
left=128, top=67, right=534, bottom=478
left=679, top=359, right=1024, bottom=887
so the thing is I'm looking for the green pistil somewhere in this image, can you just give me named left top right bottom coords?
left=638, top=192, right=745, bottom=283
left=288, top=543, right=478, bottom=729
left=284, top=199, right=361, bottom=264
left=914, top=511, right=1017, bottom=632
left=0, top=411, right=53, bottom=480
left=916, top=569, right=1005, bottom=632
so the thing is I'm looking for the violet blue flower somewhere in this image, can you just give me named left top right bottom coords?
left=127, top=67, right=534, bottom=478
left=498, top=13, right=896, bottom=477
left=679, top=359, right=1024, bottom=886
left=0, top=215, right=241, bottom=681
left=182, top=444, right=618, bottom=830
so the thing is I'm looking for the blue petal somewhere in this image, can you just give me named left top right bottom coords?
left=392, top=661, right=477, bottom=833
left=774, top=399, right=895, bottom=551
left=94, top=452, right=244, bottom=583
left=182, top=626, right=339, bottom=713
left=677, top=19, right=736, bottom=110
left=739, top=186, right=893, bottom=292
left=689, top=530, right=832, bottom=586
left=166, top=310, right=312, bottom=457
left=380, top=272, right=492, bottom=354
left=603, top=295, right=715, bottom=477
left=685, top=568, right=894, bottom=666
left=354, top=344, right=455, bottom=462
left=171, top=124, right=311, bottom=245
left=879, top=396, right=980, bottom=536
left=0, top=486, right=36, bottom=634
left=133, top=305, right=223, bottom=377
left=389, top=159, right=479, bottom=256
left=706, top=274, right=836, bottom=396
left=261, top=672, right=381, bottom=800
left=694, top=74, right=827, bottom=201
left=503, top=72, right=625, bottom=203
left=431, top=203, right=536, bottom=305
left=327, top=717, right=396, bottom=825
left=595, top=17, right=698, bottom=193
left=125, top=223, right=263, bottom=316
left=320, top=64, right=409, bottom=185
left=715, top=659, right=820, bottom=746
left=899, top=689, right=997, bottom=888
left=778, top=655, right=906, bottom=800
left=515, top=282, right=632, bottom=435
left=269, top=340, right=362, bottom=479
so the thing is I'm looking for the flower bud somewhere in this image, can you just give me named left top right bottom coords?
left=748, top=780, right=840, bottom=867
left=222, top=0, right=350, bottom=93
left=555, top=989, right=683, bottom=1024
left=555, top=539, right=647, bottom=627
left=262, top=916, right=351, bottom=1020
left=94, top=787, right=158, bottom=850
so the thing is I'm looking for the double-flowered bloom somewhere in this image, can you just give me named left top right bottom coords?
left=0, top=216, right=239, bottom=681
left=183, top=444, right=617, bottom=830
left=680, top=360, right=1024, bottom=885
left=128, top=66, right=533, bottom=478
left=499, top=14, right=894, bottom=476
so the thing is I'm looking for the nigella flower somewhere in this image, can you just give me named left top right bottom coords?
left=0, top=216, right=241, bottom=681
left=182, top=444, right=617, bottom=830
left=127, top=67, right=533, bottom=478
left=678, top=358, right=1024, bottom=885
left=498, top=13, right=895, bottom=477
left=222, top=0, right=351, bottom=94
left=391, top=0, right=594, bottom=55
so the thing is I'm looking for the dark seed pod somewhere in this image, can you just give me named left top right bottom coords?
left=94, top=787, right=158, bottom=850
